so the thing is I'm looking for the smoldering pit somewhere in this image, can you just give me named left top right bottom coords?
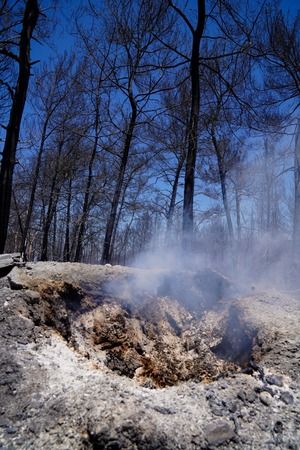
left=13, top=265, right=260, bottom=388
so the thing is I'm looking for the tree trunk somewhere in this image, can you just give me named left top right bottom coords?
left=109, top=185, right=127, bottom=263
left=219, top=167, right=234, bottom=241
left=212, top=132, right=234, bottom=241
left=74, top=102, right=100, bottom=263
left=235, top=186, right=241, bottom=241
left=167, top=153, right=185, bottom=232
left=40, top=139, right=63, bottom=261
left=101, top=95, right=137, bottom=264
left=20, top=118, right=49, bottom=258
left=264, top=139, right=272, bottom=232
left=52, top=203, right=58, bottom=260
left=63, top=177, right=72, bottom=262
left=182, top=0, right=205, bottom=240
left=293, top=120, right=300, bottom=261
left=0, top=0, right=39, bottom=253
left=12, top=190, right=24, bottom=251
left=212, top=142, right=233, bottom=241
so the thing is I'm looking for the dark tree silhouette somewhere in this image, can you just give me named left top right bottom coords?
left=0, top=0, right=39, bottom=253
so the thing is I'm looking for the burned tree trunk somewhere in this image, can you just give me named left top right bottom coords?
left=52, top=204, right=58, bottom=260
left=74, top=102, right=100, bottom=263
left=20, top=118, right=48, bottom=258
left=40, top=139, right=64, bottom=261
left=212, top=131, right=234, bottom=241
left=219, top=165, right=234, bottom=241
left=263, top=139, right=273, bottom=233
left=0, top=0, right=39, bottom=253
left=63, top=177, right=72, bottom=262
left=109, top=184, right=127, bottom=263
left=167, top=153, right=185, bottom=232
left=181, top=0, right=206, bottom=241
left=101, top=95, right=137, bottom=264
left=235, top=186, right=241, bottom=242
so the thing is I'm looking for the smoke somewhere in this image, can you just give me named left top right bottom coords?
left=105, top=227, right=298, bottom=314
left=235, top=232, right=296, bottom=290
left=104, top=240, right=238, bottom=316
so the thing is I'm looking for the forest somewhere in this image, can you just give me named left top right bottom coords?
left=0, top=0, right=299, bottom=279
left=1, top=3, right=300, bottom=448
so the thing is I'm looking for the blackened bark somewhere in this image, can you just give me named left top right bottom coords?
left=74, top=102, right=100, bottom=263
left=182, top=0, right=205, bottom=239
left=20, top=118, right=49, bottom=258
left=219, top=165, right=234, bottom=240
left=0, top=0, right=39, bottom=253
left=12, top=189, right=24, bottom=247
left=264, top=139, right=272, bottom=232
left=109, top=185, right=127, bottom=263
left=63, top=177, right=72, bottom=262
left=40, top=139, right=64, bottom=261
left=52, top=203, right=58, bottom=259
left=212, top=131, right=234, bottom=240
left=101, top=95, right=137, bottom=264
left=235, top=186, right=241, bottom=241
left=167, top=153, right=185, bottom=232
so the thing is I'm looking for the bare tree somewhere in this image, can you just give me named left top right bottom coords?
left=100, top=0, right=171, bottom=263
left=167, top=0, right=205, bottom=241
left=20, top=58, right=74, bottom=258
left=201, top=45, right=251, bottom=241
left=260, top=8, right=300, bottom=113
left=71, top=36, right=111, bottom=262
left=258, top=6, right=300, bottom=257
left=155, top=75, right=190, bottom=234
left=0, top=0, right=39, bottom=253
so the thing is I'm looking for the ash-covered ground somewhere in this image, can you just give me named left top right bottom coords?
left=0, top=262, right=299, bottom=449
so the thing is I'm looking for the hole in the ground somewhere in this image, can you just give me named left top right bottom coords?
left=211, top=306, right=257, bottom=368
left=25, top=276, right=258, bottom=388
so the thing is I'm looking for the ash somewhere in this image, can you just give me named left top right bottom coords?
left=0, top=262, right=299, bottom=449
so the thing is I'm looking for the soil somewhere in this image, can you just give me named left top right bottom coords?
left=0, top=262, right=299, bottom=449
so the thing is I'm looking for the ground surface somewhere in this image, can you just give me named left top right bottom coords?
left=0, top=262, right=299, bottom=449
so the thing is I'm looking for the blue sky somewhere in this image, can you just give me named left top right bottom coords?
left=26, top=0, right=299, bottom=229
left=32, top=0, right=299, bottom=63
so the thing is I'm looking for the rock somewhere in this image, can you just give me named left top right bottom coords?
left=273, top=421, right=283, bottom=433
left=106, top=441, right=122, bottom=450
left=228, top=402, right=238, bottom=413
left=246, top=391, right=257, bottom=403
left=0, top=254, right=24, bottom=278
left=191, top=435, right=204, bottom=446
left=237, top=390, right=246, bottom=402
left=265, top=374, right=284, bottom=387
left=26, top=290, right=41, bottom=303
left=280, top=391, right=294, bottom=405
left=152, top=406, right=176, bottom=415
left=204, top=419, right=235, bottom=446
left=260, top=392, right=272, bottom=406
left=7, top=267, right=25, bottom=289
left=210, top=405, right=225, bottom=417
left=237, top=390, right=256, bottom=403
left=258, top=422, right=269, bottom=431
left=257, top=385, right=274, bottom=396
